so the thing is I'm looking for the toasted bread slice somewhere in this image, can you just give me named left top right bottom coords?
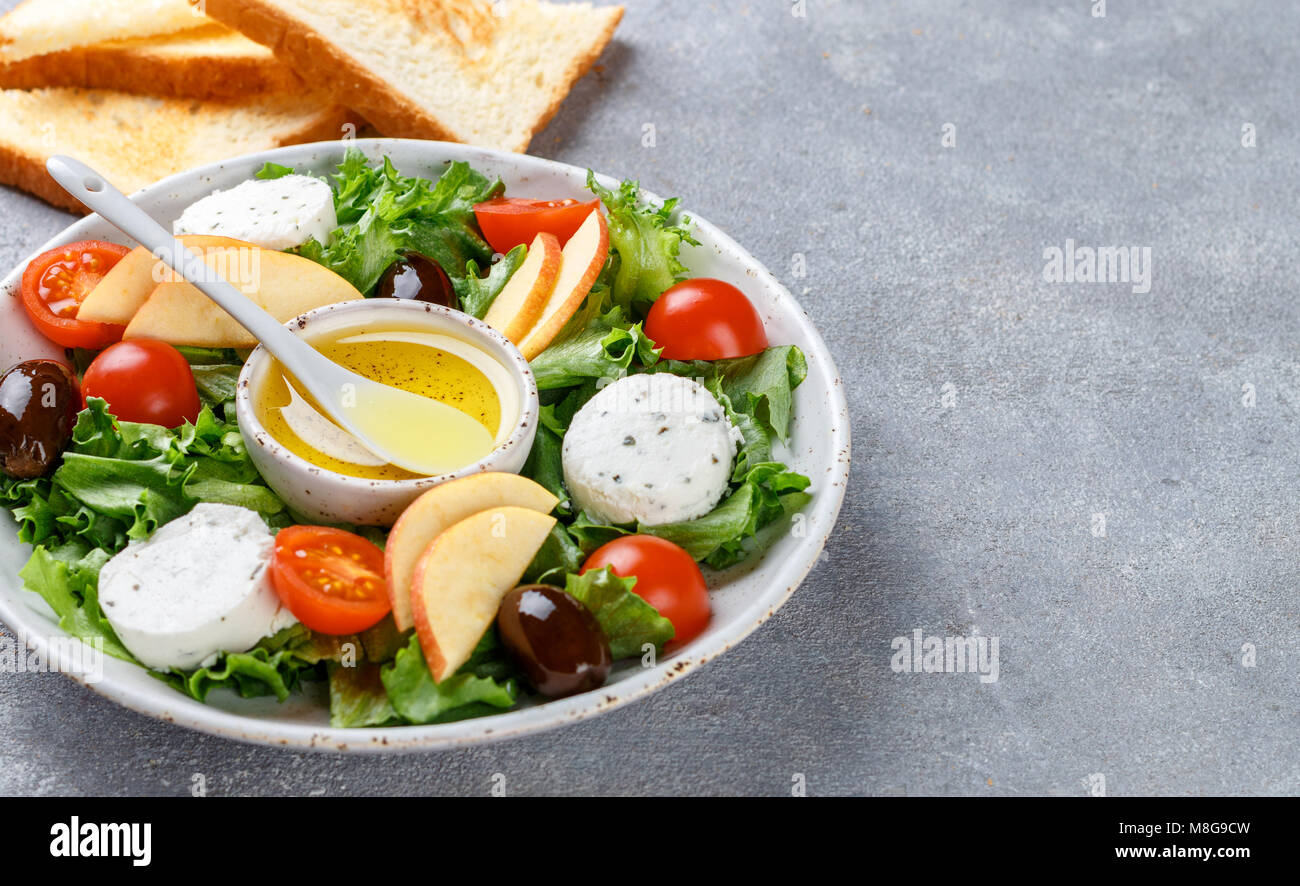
left=201, top=0, right=623, bottom=153
left=0, top=87, right=353, bottom=211
left=0, top=0, right=202, bottom=61
left=0, top=24, right=303, bottom=99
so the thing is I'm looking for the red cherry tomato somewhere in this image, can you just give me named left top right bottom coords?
left=582, top=536, right=710, bottom=647
left=473, top=197, right=601, bottom=253
left=271, top=526, right=391, bottom=635
left=81, top=340, right=201, bottom=428
left=645, top=278, right=769, bottom=361
left=19, top=240, right=130, bottom=349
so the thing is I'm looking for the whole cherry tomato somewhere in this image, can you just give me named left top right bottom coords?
left=645, top=278, right=768, bottom=361
left=82, top=340, right=201, bottom=428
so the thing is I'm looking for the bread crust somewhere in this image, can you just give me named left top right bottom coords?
left=0, top=40, right=304, bottom=100
left=202, top=0, right=623, bottom=153
left=518, top=5, right=625, bottom=152
left=0, top=145, right=86, bottom=211
left=0, top=96, right=355, bottom=213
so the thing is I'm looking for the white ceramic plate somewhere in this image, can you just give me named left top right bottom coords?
left=0, top=139, right=850, bottom=751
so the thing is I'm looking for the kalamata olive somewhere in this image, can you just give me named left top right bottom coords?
left=497, top=584, right=612, bottom=698
left=0, top=360, right=79, bottom=479
left=377, top=253, right=455, bottom=307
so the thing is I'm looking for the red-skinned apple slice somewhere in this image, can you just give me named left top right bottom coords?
left=383, top=472, right=559, bottom=631
left=482, top=232, right=562, bottom=344
left=410, top=506, right=557, bottom=681
left=517, top=209, right=609, bottom=360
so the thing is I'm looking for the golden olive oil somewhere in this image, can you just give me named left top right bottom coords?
left=254, top=330, right=503, bottom=481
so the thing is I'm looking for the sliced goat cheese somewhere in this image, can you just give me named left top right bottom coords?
left=173, top=175, right=337, bottom=251
left=97, top=503, right=296, bottom=671
left=562, top=374, right=741, bottom=527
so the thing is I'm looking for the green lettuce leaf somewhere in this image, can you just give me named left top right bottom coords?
left=520, top=423, right=568, bottom=510
left=564, top=567, right=674, bottom=659
left=528, top=306, right=660, bottom=391
left=721, top=346, right=806, bottom=444
left=3, top=396, right=287, bottom=554
left=455, top=243, right=526, bottom=319
left=643, top=464, right=811, bottom=568
left=189, top=364, right=242, bottom=407
left=329, top=663, right=400, bottom=728
left=296, top=151, right=503, bottom=296
left=156, top=624, right=324, bottom=703
left=586, top=172, right=698, bottom=315
left=17, top=545, right=133, bottom=662
left=283, top=616, right=408, bottom=667
left=380, top=634, right=518, bottom=725
left=255, top=161, right=295, bottom=181
left=523, top=523, right=585, bottom=584
left=160, top=646, right=313, bottom=702
left=566, top=510, right=630, bottom=555
left=652, top=344, right=807, bottom=444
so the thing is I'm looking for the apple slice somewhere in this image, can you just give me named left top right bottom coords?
left=123, top=249, right=364, bottom=348
left=384, top=472, right=559, bottom=631
left=517, top=209, right=609, bottom=360
left=77, top=235, right=250, bottom=326
left=411, top=506, right=557, bottom=681
left=482, top=232, right=562, bottom=344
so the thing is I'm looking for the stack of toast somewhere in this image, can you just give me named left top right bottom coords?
left=0, top=0, right=623, bottom=211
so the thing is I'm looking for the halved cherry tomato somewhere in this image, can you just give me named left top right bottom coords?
left=474, top=197, right=601, bottom=253
left=82, top=340, right=201, bottom=428
left=581, top=536, right=710, bottom=648
left=271, top=526, right=391, bottom=635
left=19, top=240, right=130, bottom=349
left=645, top=278, right=769, bottom=361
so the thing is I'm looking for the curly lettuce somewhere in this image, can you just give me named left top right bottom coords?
left=264, top=151, right=504, bottom=297
left=455, top=243, right=526, bottom=319
left=160, top=625, right=316, bottom=702
left=528, top=305, right=660, bottom=391
left=379, top=634, right=518, bottom=725
left=17, top=544, right=131, bottom=662
left=563, top=567, right=674, bottom=659
left=0, top=352, right=309, bottom=700
left=586, top=172, right=698, bottom=315
left=328, top=663, right=401, bottom=728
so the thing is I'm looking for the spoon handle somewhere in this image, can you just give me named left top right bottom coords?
left=45, top=155, right=348, bottom=394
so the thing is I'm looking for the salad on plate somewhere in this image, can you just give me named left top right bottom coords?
left=0, top=150, right=812, bottom=728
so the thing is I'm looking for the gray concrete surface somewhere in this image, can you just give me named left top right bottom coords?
left=2, top=0, right=1298, bottom=796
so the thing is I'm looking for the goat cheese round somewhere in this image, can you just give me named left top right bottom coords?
left=97, top=503, right=296, bottom=671
left=173, top=175, right=337, bottom=251
left=562, top=374, right=740, bottom=526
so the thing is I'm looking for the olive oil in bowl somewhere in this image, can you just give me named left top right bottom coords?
left=253, top=327, right=516, bottom=481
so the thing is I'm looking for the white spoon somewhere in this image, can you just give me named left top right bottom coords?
left=46, top=155, right=494, bottom=476
left=281, top=386, right=388, bottom=468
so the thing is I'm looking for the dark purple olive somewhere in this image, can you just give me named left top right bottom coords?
left=377, top=253, right=455, bottom=307
left=497, top=584, right=612, bottom=698
left=0, top=360, right=79, bottom=479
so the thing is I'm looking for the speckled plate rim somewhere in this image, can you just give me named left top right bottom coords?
left=0, top=138, right=851, bottom=753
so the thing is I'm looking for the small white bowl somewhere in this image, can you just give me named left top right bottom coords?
left=234, top=298, right=540, bottom=526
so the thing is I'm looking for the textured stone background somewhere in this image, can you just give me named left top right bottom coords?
left=2, top=0, right=1298, bottom=796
